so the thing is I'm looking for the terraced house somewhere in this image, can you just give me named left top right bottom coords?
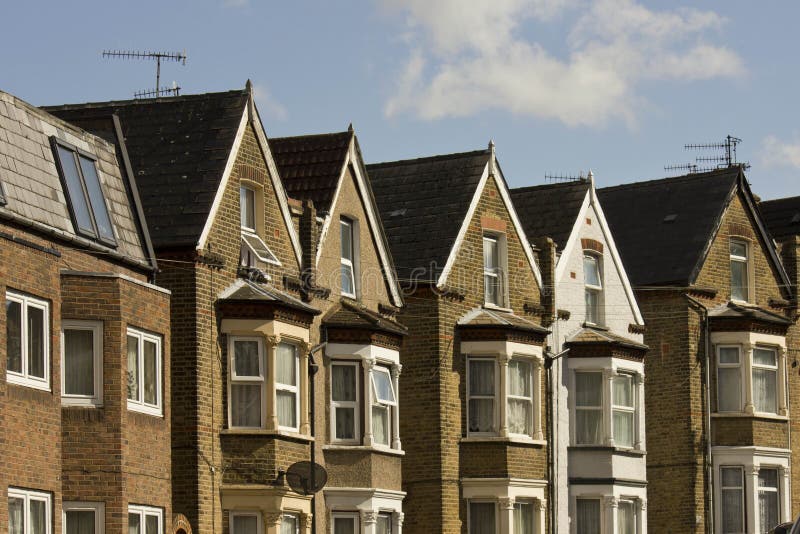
left=369, top=143, right=550, bottom=534
left=511, top=174, right=648, bottom=534
left=599, top=168, right=797, bottom=534
left=0, top=90, right=172, bottom=532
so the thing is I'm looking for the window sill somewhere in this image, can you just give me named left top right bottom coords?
left=62, top=399, right=103, bottom=408
left=7, top=375, right=51, bottom=392
left=322, top=444, right=405, bottom=456
left=126, top=402, right=163, bottom=418
left=712, top=412, right=788, bottom=421
left=568, top=445, right=646, bottom=456
left=482, top=303, right=513, bottom=313
left=461, top=436, right=546, bottom=447
left=220, top=428, right=314, bottom=442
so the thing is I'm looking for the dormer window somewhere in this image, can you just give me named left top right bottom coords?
left=240, top=185, right=256, bottom=232
left=51, top=138, right=116, bottom=246
left=341, top=218, right=357, bottom=298
left=583, top=254, right=602, bottom=324
left=730, top=240, right=749, bottom=302
left=483, top=235, right=506, bottom=307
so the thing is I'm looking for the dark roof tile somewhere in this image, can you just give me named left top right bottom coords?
left=759, top=195, right=800, bottom=240
left=510, top=180, right=590, bottom=251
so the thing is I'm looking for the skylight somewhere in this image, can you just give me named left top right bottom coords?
left=51, top=138, right=116, bottom=246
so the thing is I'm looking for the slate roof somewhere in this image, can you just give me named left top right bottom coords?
left=759, top=195, right=800, bottom=240
left=322, top=298, right=407, bottom=336
left=510, top=179, right=590, bottom=251
left=457, top=308, right=550, bottom=335
left=44, top=89, right=250, bottom=250
left=268, top=131, right=353, bottom=214
left=0, top=90, right=150, bottom=267
left=565, top=326, right=648, bottom=351
left=218, top=279, right=319, bottom=315
left=597, top=168, right=741, bottom=287
left=708, top=301, right=792, bottom=325
left=368, top=150, right=491, bottom=282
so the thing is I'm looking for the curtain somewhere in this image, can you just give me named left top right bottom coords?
left=759, top=469, right=779, bottom=534
left=277, top=343, right=297, bottom=386
left=585, top=290, right=599, bottom=324
left=6, top=300, right=22, bottom=373
left=341, top=265, right=355, bottom=296
left=233, top=515, right=259, bottom=534
left=9, top=496, right=23, bottom=534
left=234, top=341, right=260, bottom=376
left=613, top=411, right=634, bottom=447
left=127, top=335, right=139, bottom=401
left=575, top=373, right=602, bottom=406
left=332, top=365, right=356, bottom=401
left=468, top=399, right=494, bottom=433
left=576, top=500, right=600, bottom=534
left=513, top=502, right=533, bottom=534
left=336, top=407, right=355, bottom=440
left=373, top=405, right=389, bottom=445
left=470, top=361, right=495, bottom=396
left=129, top=513, right=140, bottom=534
left=508, top=399, right=531, bottom=435
left=575, top=372, right=602, bottom=444
left=145, top=515, right=159, bottom=534
left=376, top=514, right=392, bottom=534
left=64, top=329, right=94, bottom=396
left=583, top=256, right=600, bottom=286
left=718, top=368, right=741, bottom=411
left=277, top=391, right=297, bottom=428
left=469, top=502, right=496, bottom=534
left=333, top=517, right=356, bottom=534
left=231, top=384, right=261, bottom=427
left=143, top=340, right=158, bottom=405
left=66, top=510, right=96, bottom=534
left=27, top=306, right=44, bottom=378
left=508, top=360, right=531, bottom=397
left=722, top=488, right=744, bottom=533
left=613, top=376, right=632, bottom=407
left=281, top=515, right=298, bottom=534
left=753, top=368, right=777, bottom=413
left=617, top=501, right=636, bottom=534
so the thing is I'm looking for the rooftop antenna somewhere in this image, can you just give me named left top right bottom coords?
left=102, top=49, right=187, bottom=98
left=544, top=172, right=586, bottom=184
left=663, top=163, right=700, bottom=175
left=134, top=81, right=181, bottom=99
left=684, top=135, right=750, bottom=170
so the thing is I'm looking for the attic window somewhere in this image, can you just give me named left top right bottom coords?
left=663, top=214, right=678, bottom=223
left=241, top=232, right=280, bottom=266
left=51, top=138, right=116, bottom=246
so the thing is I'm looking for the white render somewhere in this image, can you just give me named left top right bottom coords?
left=547, top=176, right=648, bottom=534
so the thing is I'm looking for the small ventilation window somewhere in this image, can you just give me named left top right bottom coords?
left=663, top=214, right=678, bottom=223
left=51, top=137, right=116, bottom=246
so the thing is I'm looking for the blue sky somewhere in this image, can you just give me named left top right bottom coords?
left=2, top=0, right=798, bottom=199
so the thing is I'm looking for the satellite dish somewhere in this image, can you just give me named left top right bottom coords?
left=285, top=461, right=327, bottom=495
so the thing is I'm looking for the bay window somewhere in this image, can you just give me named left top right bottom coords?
left=281, top=513, right=299, bottom=534
left=331, top=362, right=359, bottom=443
left=507, top=358, right=533, bottom=436
left=332, top=512, right=359, bottom=534
left=714, top=341, right=785, bottom=416
left=468, top=358, right=496, bottom=434
left=128, top=505, right=162, bottom=534
left=6, top=291, right=49, bottom=390
left=572, top=367, right=642, bottom=449
left=575, top=372, right=603, bottom=445
left=229, top=337, right=265, bottom=428
left=730, top=240, right=749, bottom=302
left=371, top=366, right=396, bottom=446
left=126, top=328, right=162, bottom=416
left=62, top=321, right=103, bottom=406
left=758, top=468, right=780, bottom=534
left=9, top=488, right=51, bottom=534
left=276, top=342, right=299, bottom=431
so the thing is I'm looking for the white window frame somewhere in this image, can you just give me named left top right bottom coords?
left=128, top=504, right=163, bottom=534
left=331, top=361, right=361, bottom=444
left=63, top=501, right=105, bottom=534
left=612, top=373, right=636, bottom=449
left=575, top=497, right=602, bottom=534
left=228, top=336, right=266, bottom=429
left=730, top=239, right=750, bottom=303
left=758, top=467, right=781, bottom=533
left=230, top=510, right=263, bottom=534
left=240, top=185, right=256, bottom=233
left=617, top=498, right=638, bottom=534
left=507, top=357, right=535, bottom=438
left=6, top=291, right=50, bottom=391
left=483, top=234, right=507, bottom=308
left=574, top=370, right=604, bottom=446
left=583, top=254, right=602, bottom=325
left=513, top=499, right=536, bottom=534
left=282, top=512, right=300, bottom=534
left=717, top=345, right=743, bottom=413
left=126, top=328, right=163, bottom=417
left=467, top=500, right=498, bottom=534
left=8, top=487, right=52, bottom=534
left=720, top=466, right=746, bottom=534
left=376, top=512, right=393, bottom=534
left=277, top=342, right=300, bottom=432
left=371, top=365, right=397, bottom=447
left=340, top=218, right=357, bottom=298
left=467, top=357, right=498, bottom=436
left=61, top=320, right=103, bottom=406
left=753, top=346, right=779, bottom=415
left=331, top=511, right=360, bottom=534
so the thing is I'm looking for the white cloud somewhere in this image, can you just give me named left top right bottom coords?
left=760, top=135, right=800, bottom=169
left=252, top=84, right=288, bottom=122
left=381, top=0, right=745, bottom=127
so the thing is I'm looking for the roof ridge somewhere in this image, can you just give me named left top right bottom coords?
left=270, top=130, right=352, bottom=143
left=42, top=87, right=249, bottom=112
left=599, top=167, right=740, bottom=193
left=760, top=195, right=800, bottom=206
left=368, top=148, right=489, bottom=169
left=511, top=180, right=590, bottom=194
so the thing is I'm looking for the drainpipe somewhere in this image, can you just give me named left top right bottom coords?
left=545, top=348, right=569, bottom=534
left=687, top=295, right=712, bottom=534
left=308, top=338, right=326, bottom=534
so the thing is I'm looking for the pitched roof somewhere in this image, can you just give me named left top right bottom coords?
left=218, top=279, right=319, bottom=315
left=759, top=195, right=800, bottom=240
left=457, top=308, right=550, bottom=335
left=565, top=326, right=648, bottom=351
left=268, top=131, right=353, bottom=214
left=44, top=89, right=249, bottom=250
left=0, top=90, right=151, bottom=268
left=510, top=179, right=590, bottom=251
left=367, top=150, right=491, bottom=282
left=597, top=168, right=741, bottom=287
left=322, top=298, right=407, bottom=336
left=708, top=301, right=792, bottom=326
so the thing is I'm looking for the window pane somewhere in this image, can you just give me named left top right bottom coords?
left=508, top=360, right=531, bottom=397
left=341, top=264, right=355, bottom=296
left=231, top=384, right=262, bottom=427
left=722, top=466, right=743, bottom=487
left=719, top=347, right=740, bottom=364
left=234, top=340, right=261, bottom=377
left=753, top=368, right=777, bottom=413
left=759, top=468, right=778, bottom=488
left=469, top=399, right=494, bottom=433
left=277, top=390, right=297, bottom=428
left=618, top=501, right=636, bottom=534
left=718, top=368, right=742, bottom=412
left=64, top=329, right=95, bottom=396
left=483, top=237, right=498, bottom=271
left=613, top=410, right=635, bottom=447
left=513, top=502, right=533, bottom=534
left=143, top=340, right=158, bottom=406
left=27, top=305, right=45, bottom=379
left=233, top=515, right=259, bottom=534
left=759, top=481, right=779, bottom=532
left=484, top=273, right=499, bottom=305
left=7, top=299, right=22, bottom=374
left=575, top=372, right=602, bottom=406
left=277, top=343, right=297, bottom=385
left=576, top=499, right=600, bottom=534
left=334, top=517, right=357, bottom=534
left=341, top=220, right=353, bottom=261
left=613, top=375, right=633, bottom=407
left=127, top=335, right=140, bottom=401
left=29, top=499, right=46, bottom=534
left=9, top=496, right=24, bottom=534
left=469, top=502, right=496, bottom=534
left=66, top=509, right=96, bottom=534
left=585, top=289, right=599, bottom=324
left=754, top=348, right=777, bottom=366
left=731, top=260, right=747, bottom=301
left=58, top=145, right=95, bottom=236
left=129, top=513, right=141, bottom=534
left=240, top=187, right=255, bottom=229
left=575, top=410, right=602, bottom=444
left=508, top=398, right=531, bottom=435
left=372, top=404, right=390, bottom=445
left=376, top=514, right=392, bottom=534
left=469, top=360, right=495, bottom=396
left=281, top=514, right=298, bottom=534
left=583, top=255, right=601, bottom=287
left=372, top=369, right=395, bottom=403
left=145, top=514, right=159, bottom=534
left=79, top=156, right=115, bottom=242
left=730, top=241, right=747, bottom=257
left=332, top=365, right=356, bottom=402
left=721, top=467, right=744, bottom=534
left=335, top=407, right=355, bottom=440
